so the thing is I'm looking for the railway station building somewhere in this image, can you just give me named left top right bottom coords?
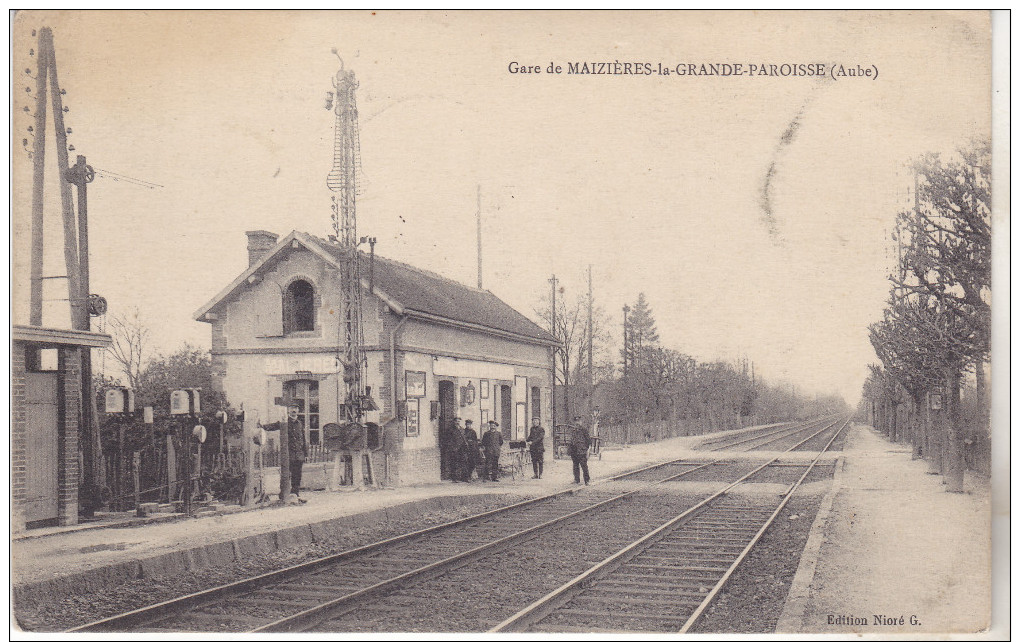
left=12, top=325, right=112, bottom=531
left=194, top=230, right=557, bottom=486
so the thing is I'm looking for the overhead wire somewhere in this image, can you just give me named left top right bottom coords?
left=92, top=167, right=164, bottom=190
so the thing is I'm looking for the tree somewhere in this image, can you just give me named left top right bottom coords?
left=621, top=292, right=659, bottom=373
left=105, top=307, right=152, bottom=389
left=536, top=288, right=586, bottom=420
left=866, top=140, right=991, bottom=489
left=573, top=289, right=615, bottom=417
left=894, top=141, right=991, bottom=363
left=136, top=344, right=226, bottom=414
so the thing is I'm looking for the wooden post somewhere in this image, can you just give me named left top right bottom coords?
left=195, top=442, right=203, bottom=501
left=133, top=451, right=142, bottom=517
left=28, top=29, right=50, bottom=326
left=366, top=451, right=378, bottom=488
left=117, top=422, right=126, bottom=511
left=549, top=275, right=558, bottom=435
left=48, top=44, right=84, bottom=330
left=351, top=449, right=365, bottom=490
left=279, top=416, right=291, bottom=502
left=328, top=451, right=343, bottom=491
left=166, top=434, right=176, bottom=503
left=183, top=424, right=192, bottom=516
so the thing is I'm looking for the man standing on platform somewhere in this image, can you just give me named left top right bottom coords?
left=463, top=419, right=480, bottom=482
left=526, top=417, right=546, bottom=479
left=481, top=420, right=503, bottom=481
left=260, top=403, right=308, bottom=503
left=448, top=418, right=469, bottom=483
left=568, top=416, right=591, bottom=485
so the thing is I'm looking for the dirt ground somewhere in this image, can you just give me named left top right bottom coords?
left=786, top=425, right=992, bottom=635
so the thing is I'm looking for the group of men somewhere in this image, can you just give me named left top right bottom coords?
left=444, top=418, right=511, bottom=482
left=444, top=415, right=593, bottom=485
left=266, top=401, right=596, bottom=502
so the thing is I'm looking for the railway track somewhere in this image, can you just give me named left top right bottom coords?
left=700, top=414, right=842, bottom=452
left=491, top=414, right=851, bottom=633
left=70, top=415, right=847, bottom=633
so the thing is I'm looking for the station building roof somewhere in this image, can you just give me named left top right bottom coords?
left=194, top=230, right=557, bottom=347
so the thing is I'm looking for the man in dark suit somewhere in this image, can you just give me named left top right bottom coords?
left=260, top=403, right=308, bottom=503
left=481, top=420, right=504, bottom=481
left=526, top=417, right=546, bottom=479
left=448, top=418, right=469, bottom=483
left=568, top=416, right=591, bottom=485
left=463, top=419, right=480, bottom=481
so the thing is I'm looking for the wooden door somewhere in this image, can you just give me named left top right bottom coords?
left=438, top=381, right=456, bottom=479
left=500, top=385, right=512, bottom=439
left=24, top=372, right=59, bottom=524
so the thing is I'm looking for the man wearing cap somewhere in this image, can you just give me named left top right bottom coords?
left=568, top=416, right=591, bottom=485
left=463, top=419, right=480, bottom=482
left=526, top=417, right=546, bottom=479
left=448, top=418, right=469, bottom=483
left=260, top=403, right=308, bottom=503
left=480, top=420, right=504, bottom=481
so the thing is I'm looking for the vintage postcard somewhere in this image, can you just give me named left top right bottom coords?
left=9, top=10, right=1004, bottom=638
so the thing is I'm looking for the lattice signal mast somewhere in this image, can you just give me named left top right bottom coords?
left=325, top=51, right=369, bottom=425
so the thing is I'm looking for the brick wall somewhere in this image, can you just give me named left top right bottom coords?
left=11, top=342, right=27, bottom=532
left=395, top=446, right=441, bottom=486
left=377, top=304, right=401, bottom=417
left=57, top=347, right=80, bottom=526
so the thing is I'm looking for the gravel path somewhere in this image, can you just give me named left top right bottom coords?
left=788, top=425, right=991, bottom=635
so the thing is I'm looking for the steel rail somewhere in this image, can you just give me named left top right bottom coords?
left=488, top=413, right=849, bottom=633
left=249, top=456, right=753, bottom=633
left=69, top=484, right=591, bottom=631
left=704, top=414, right=838, bottom=452
left=611, top=416, right=825, bottom=482
left=694, top=419, right=803, bottom=450
left=70, top=436, right=741, bottom=633
left=677, top=414, right=851, bottom=632
left=70, top=415, right=841, bottom=633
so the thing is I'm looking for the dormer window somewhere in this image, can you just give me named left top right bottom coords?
left=284, top=279, right=315, bottom=333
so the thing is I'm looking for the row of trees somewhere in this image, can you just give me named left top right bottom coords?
left=862, top=140, right=991, bottom=489
left=539, top=285, right=847, bottom=437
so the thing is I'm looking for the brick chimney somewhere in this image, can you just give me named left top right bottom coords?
left=245, top=230, right=279, bottom=267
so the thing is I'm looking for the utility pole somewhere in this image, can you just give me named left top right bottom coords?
left=66, top=154, right=100, bottom=515
left=28, top=29, right=50, bottom=327
left=25, top=28, right=106, bottom=514
left=587, top=265, right=594, bottom=413
left=622, top=304, right=631, bottom=378
left=476, top=185, right=482, bottom=289
left=549, top=274, right=558, bottom=432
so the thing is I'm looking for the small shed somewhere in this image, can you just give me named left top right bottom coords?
left=12, top=324, right=111, bottom=530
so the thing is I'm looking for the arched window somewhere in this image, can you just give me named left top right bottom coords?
left=284, top=279, right=315, bottom=333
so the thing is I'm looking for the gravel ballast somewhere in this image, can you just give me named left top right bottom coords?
left=689, top=493, right=824, bottom=633
left=15, top=494, right=527, bottom=631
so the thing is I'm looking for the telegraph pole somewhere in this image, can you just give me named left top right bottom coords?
left=622, top=304, right=631, bottom=377
left=587, top=265, right=594, bottom=412
left=28, top=29, right=51, bottom=327
left=477, top=185, right=482, bottom=289
left=66, top=154, right=101, bottom=515
left=549, top=275, right=558, bottom=432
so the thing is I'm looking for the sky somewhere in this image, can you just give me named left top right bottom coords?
left=10, top=10, right=994, bottom=404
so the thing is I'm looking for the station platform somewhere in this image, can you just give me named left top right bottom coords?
left=11, top=431, right=715, bottom=607
left=13, top=422, right=992, bottom=636
left=778, top=424, right=994, bottom=636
